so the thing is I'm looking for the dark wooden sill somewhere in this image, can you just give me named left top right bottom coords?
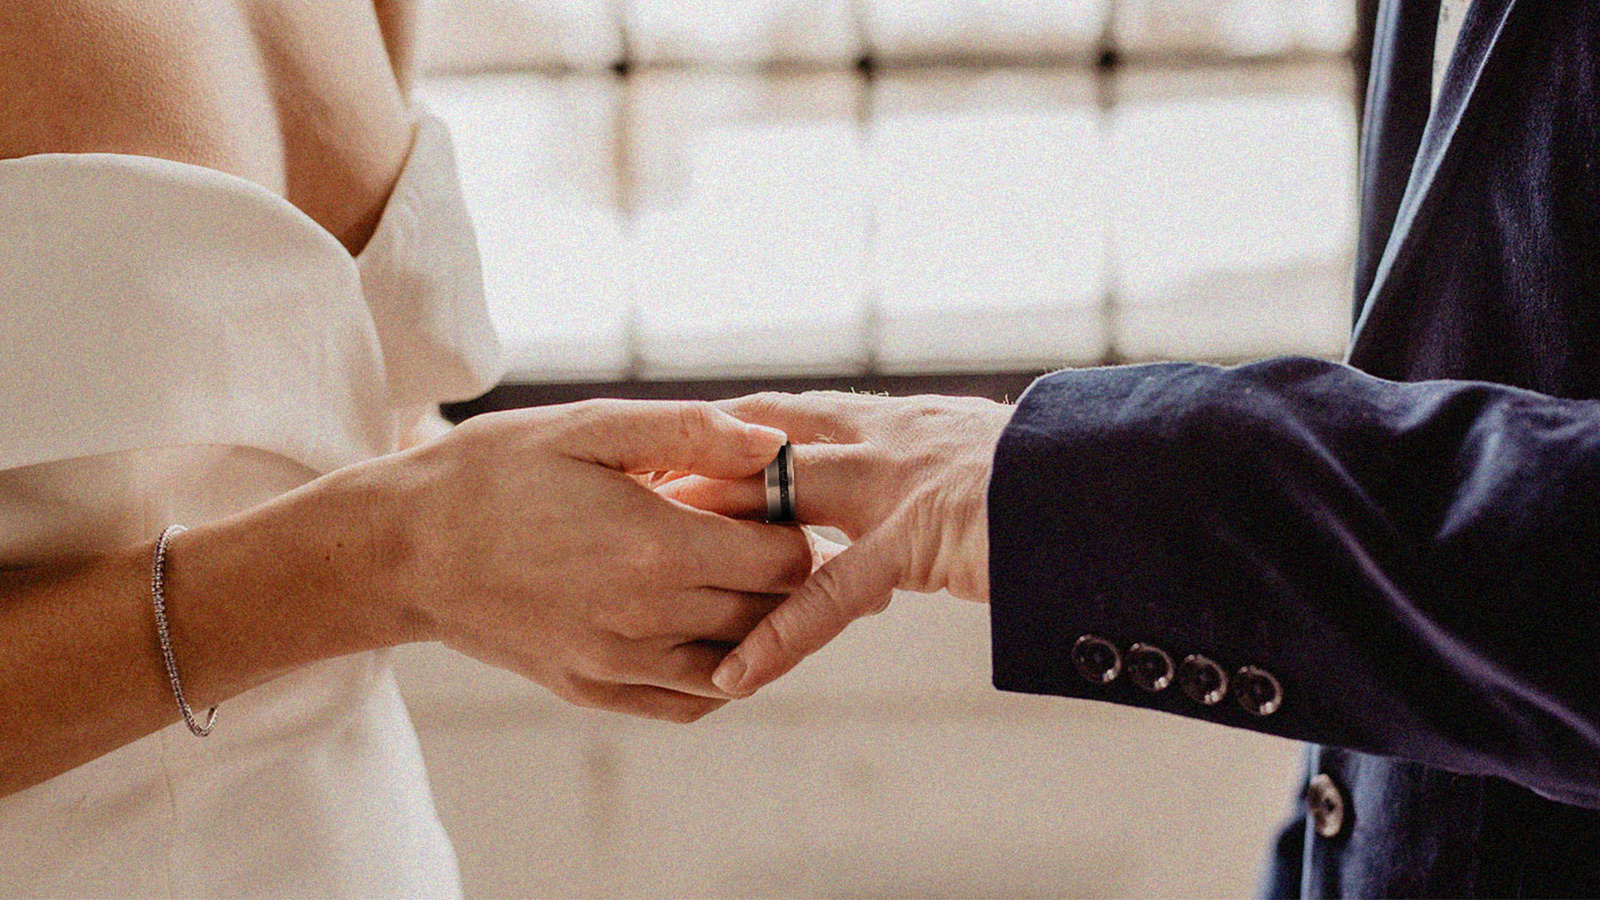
left=443, top=371, right=1050, bottom=421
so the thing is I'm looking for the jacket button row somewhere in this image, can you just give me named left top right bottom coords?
left=1070, top=636, right=1282, bottom=717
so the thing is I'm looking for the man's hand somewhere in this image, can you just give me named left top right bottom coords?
left=377, top=399, right=809, bottom=722
left=656, top=392, right=1014, bottom=697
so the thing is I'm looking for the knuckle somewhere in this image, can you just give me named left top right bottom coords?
left=752, top=530, right=814, bottom=591
left=732, top=391, right=805, bottom=429
left=758, top=613, right=800, bottom=664
left=764, top=601, right=821, bottom=663
left=674, top=401, right=719, bottom=441
left=607, top=606, right=659, bottom=643
left=806, top=565, right=855, bottom=620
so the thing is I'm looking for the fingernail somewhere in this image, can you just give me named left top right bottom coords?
left=743, top=424, right=788, bottom=457
left=713, top=655, right=749, bottom=695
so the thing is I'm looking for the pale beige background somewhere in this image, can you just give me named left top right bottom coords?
left=394, top=590, right=1305, bottom=898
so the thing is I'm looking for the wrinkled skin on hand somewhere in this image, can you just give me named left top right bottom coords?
left=656, top=391, right=1013, bottom=697
left=389, top=399, right=811, bottom=722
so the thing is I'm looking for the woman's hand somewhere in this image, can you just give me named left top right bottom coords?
left=656, top=392, right=1014, bottom=697
left=371, top=399, right=811, bottom=722
left=0, top=399, right=795, bottom=798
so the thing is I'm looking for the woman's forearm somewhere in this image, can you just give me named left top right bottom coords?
left=0, top=460, right=410, bottom=798
left=0, top=399, right=818, bottom=798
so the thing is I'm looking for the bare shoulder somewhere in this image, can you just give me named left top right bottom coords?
left=0, top=0, right=278, bottom=178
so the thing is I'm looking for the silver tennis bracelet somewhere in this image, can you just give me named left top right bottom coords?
left=151, top=524, right=218, bottom=738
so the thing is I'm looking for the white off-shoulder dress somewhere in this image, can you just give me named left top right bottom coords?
left=0, top=113, right=503, bottom=897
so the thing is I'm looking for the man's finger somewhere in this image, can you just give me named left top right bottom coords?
left=559, top=399, right=787, bottom=479
left=659, top=443, right=870, bottom=533
left=710, top=532, right=900, bottom=697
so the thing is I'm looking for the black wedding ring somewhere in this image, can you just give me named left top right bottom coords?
left=765, top=443, right=796, bottom=523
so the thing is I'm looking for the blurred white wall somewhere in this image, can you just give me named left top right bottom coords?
left=401, top=1, right=1357, bottom=895
left=414, top=2, right=1358, bottom=383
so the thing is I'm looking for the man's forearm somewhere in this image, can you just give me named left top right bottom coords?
left=989, top=356, right=1600, bottom=807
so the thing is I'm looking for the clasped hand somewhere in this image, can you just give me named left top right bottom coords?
left=658, top=391, right=1013, bottom=698
left=382, top=393, right=1009, bottom=722
left=375, top=400, right=807, bottom=722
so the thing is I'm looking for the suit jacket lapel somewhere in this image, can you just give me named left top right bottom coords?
left=1347, top=0, right=1521, bottom=355
left=1351, top=0, right=1437, bottom=323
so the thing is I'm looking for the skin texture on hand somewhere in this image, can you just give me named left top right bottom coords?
left=382, top=399, right=810, bottom=722
left=1, top=1, right=803, bottom=800
left=657, top=391, right=1014, bottom=698
left=0, top=399, right=798, bottom=799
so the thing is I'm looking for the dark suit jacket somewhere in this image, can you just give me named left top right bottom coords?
left=987, top=1, right=1600, bottom=896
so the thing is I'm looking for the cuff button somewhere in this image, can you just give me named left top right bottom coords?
left=1071, top=635, right=1123, bottom=685
left=1235, top=665, right=1284, bottom=717
left=1126, top=643, right=1175, bottom=692
left=1177, top=654, right=1229, bottom=705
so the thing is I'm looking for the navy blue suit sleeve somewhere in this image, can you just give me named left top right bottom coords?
left=988, top=356, right=1600, bottom=807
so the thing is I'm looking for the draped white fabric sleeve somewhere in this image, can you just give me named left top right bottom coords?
left=0, top=112, right=503, bottom=477
left=0, top=111, right=501, bottom=898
